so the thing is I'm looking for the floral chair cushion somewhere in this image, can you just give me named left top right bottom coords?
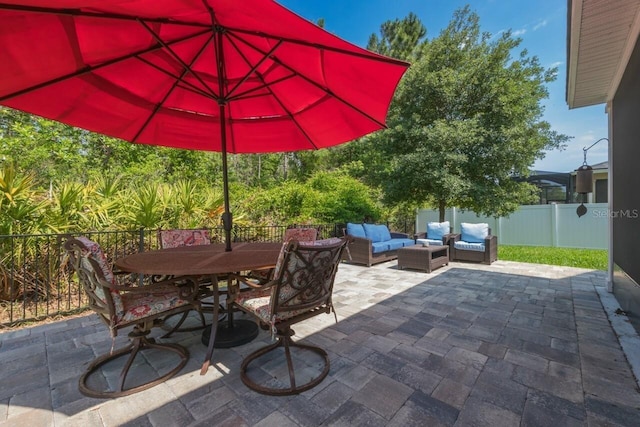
left=283, top=227, right=317, bottom=243
left=76, top=236, right=125, bottom=319
left=119, top=290, right=190, bottom=324
left=159, top=229, right=211, bottom=248
left=236, top=239, right=345, bottom=331
left=234, top=288, right=309, bottom=324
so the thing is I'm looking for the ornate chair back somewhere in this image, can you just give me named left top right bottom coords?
left=158, top=229, right=211, bottom=248
left=64, top=236, right=123, bottom=327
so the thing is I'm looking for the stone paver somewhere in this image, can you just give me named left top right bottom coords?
left=1, top=260, right=640, bottom=426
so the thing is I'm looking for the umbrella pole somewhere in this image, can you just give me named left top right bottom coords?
left=219, top=103, right=233, bottom=252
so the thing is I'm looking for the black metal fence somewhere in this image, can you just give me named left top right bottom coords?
left=0, top=223, right=359, bottom=327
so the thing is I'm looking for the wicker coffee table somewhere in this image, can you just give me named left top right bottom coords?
left=397, top=245, right=449, bottom=273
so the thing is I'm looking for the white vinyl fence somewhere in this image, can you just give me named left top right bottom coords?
left=416, top=203, right=609, bottom=249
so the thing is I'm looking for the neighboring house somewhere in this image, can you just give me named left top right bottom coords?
left=514, top=170, right=572, bottom=204
left=567, top=0, right=640, bottom=333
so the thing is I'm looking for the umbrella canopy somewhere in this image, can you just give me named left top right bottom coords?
left=0, top=0, right=409, bottom=249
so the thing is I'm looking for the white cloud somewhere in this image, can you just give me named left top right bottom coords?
left=512, top=28, right=527, bottom=37
left=549, top=61, right=564, bottom=68
left=533, top=20, right=548, bottom=31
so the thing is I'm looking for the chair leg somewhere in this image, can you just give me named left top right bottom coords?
left=79, top=326, right=189, bottom=398
left=240, top=328, right=330, bottom=396
left=160, top=309, right=207, bottom=338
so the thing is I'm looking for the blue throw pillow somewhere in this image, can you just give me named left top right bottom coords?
left=362, top=223, right=382, bottom=242
left=427, top=221, right=450, bottom=240
left=376, top=224, right=391, bottom=241
left=460, top=222, right=489, bottom=243
left=346, top=222, right=366, bottom=238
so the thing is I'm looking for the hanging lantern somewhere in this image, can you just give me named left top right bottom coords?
left=575, top=138, right=608, bottom=217
left=575, top=164, right=593, bottom=194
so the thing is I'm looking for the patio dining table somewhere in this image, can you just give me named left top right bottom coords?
left=115, top=242, right=282, bottom=375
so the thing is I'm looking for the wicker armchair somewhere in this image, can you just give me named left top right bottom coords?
left=230, top=237, right=350, bottom=395
left=414, top=221, right=455, bottom=248
left=63, top=237, right=200, bottom=398
left=449, top=223, right=498, bottom=264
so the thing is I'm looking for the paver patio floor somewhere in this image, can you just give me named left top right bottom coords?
left=1, top=260, right=639, bottom=426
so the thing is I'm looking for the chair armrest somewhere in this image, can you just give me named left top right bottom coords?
left=485, top=234, right=497, bottom=248
left=443, top=233, right=456, bottom=246
left=414, top=232, right=426, bottom=240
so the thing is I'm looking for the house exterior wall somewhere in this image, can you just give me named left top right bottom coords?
left=611, top=32, right=640, bottom=333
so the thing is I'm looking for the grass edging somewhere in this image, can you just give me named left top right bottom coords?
left=498, top=245, right=607, bottom=270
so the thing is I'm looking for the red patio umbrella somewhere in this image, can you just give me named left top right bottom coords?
left=0, top=0, right=409, bottom=250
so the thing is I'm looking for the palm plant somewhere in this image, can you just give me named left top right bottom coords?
left=120, top=183, right=167, bottom=229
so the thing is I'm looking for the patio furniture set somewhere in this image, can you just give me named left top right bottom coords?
left=344, top=221, right=498, bottom=271
left=63, top=228, right=351, bottom=399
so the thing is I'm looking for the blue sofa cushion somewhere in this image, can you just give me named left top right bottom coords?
left=386, top=239, right=405, bottom=251
left=399, top=238, right=416, bottom=247
left=454, top=241, right=486, bottom=252
left=371, top=242, right=390, bottom=253
left=460, top=222, right=488, bottom=243
left=427, top=221, right=450, bottom=240
left=347, top=222, right=366, bottom=238
left=363, top=223, right=391, bottom=243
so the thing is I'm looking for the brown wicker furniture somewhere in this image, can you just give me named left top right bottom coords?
left=63, top=237, right=200, bottom=398
left=414, top=221, right=455, bottom=249
left=114, top=242, right=281, bottom=375
left=398, top=245, right=449, bottom=273
left=231, top=238, right=350, bottom=395
left=449, top=223, right=498, bottom=264
left=343, top=223, right=415, bottom=266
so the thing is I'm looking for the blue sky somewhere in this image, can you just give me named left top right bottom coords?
left=279, top=0, right=609, bottom=173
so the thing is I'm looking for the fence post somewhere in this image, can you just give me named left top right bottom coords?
left=138, top=227, right=145, bottom=253
left=550, top=203, right=559, bottom=247
left=138, top=228, right=145, bottom=286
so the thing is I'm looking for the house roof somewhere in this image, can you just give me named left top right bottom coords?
left=566, top=0, right=640, bottom=108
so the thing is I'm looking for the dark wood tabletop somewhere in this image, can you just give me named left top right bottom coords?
left=114, top=242, right=282, bottom=276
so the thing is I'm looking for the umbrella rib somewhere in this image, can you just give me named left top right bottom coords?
left=229, top=74, right=295, bottom=102
left=222, top=35, right=294, bottom=101
left=224, top=38, right=283, bottom=100
left=0, top=3, right=408, bottom=68
left=138, top=19, right=219, bottom=99
left=226, top=26, right=409, bottom=68
left=131, top=34, right=216, bottom=143
left=0, top=29, right=211, bottom=103
left=227, top=31, right=388, bottom=130
left=0, top=3, right=210, bottom=28
left=136, top=55, right=217, bottom=102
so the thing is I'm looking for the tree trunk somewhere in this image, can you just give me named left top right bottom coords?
left=438, top=200, right=446, bottom=222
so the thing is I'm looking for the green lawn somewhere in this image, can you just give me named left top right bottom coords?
left=498, top=245, right=607, bottom=270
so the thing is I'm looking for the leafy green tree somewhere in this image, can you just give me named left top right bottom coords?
left=367, top=12, right=427, bottom=61
left=375, top=7, right=568, bottom=220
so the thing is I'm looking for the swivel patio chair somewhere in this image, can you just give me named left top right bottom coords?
left=245, top=226, right=318, bottom=285
left=157, top=229, right=215, bottom=336
left=231, top=237, right=350, bottom=395
left=63, top=237, right=200, bottom=398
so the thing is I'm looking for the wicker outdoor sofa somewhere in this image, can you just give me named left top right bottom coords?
left=343, top=223, right=415, bottom=266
